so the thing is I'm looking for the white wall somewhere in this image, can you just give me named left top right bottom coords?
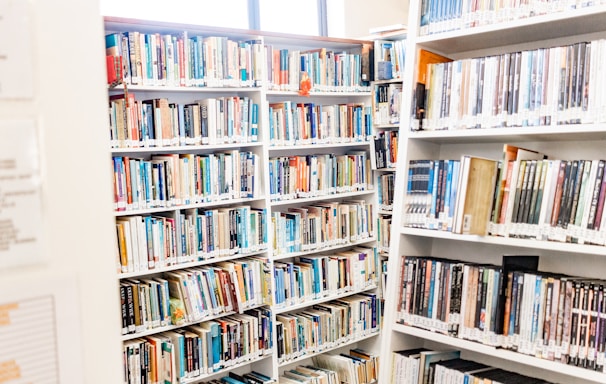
left=328, top=0, right=409, bottom=38
left=0, top=0, right=122, bottom=382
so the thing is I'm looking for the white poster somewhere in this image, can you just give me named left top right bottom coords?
left=0, top=0, right=34, bottom=99
left=0, top=275, right=83, bottom=383
left=0, top=119, right=43, bottom=269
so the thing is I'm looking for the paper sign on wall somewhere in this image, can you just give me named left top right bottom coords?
left=0, top=275, right=83, bottom=383
left=0, top=119, right=43, bottom=270
left=0, top=0, right=34, bottom=99
left=0, top=295, right=60, bottom=383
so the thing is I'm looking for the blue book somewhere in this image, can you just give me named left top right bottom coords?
left=530, top=274, right=543, bottom=343
left=299, top=256, right=323, bottom=298
left=444, top=160, right=454, bottom=228
left=448, top=160, right=460, bottom=231
left=163, top=330, right=186, bottom=380
left=144, top=216, right=154, bottom=268
left=144, top=34, right=153, bottom=83
left=153, top=277, right=170, bottom=326
left=274, top=267, right=285, bottom=306
left=427, top=260, right=437, bottom=318
left=201, top=321, right=222, bottom=371
left=250, top=102, right=258, bottom=142
left=141, top=161, right=152, bottom=207
left=203, top=269, right=220, bottom=313
left=429, top=160, right=439, bottom=228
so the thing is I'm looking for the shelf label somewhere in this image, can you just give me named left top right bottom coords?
left=0, top=119, right=43, bottom=269
left=0, top=0, right=34, bottom=99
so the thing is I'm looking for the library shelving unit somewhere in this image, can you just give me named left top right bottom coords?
left=380, top=2, right=606, bottom=384
left=104, top=17, right=381, bottom=383
left=371, top=78, right=401, bottom=257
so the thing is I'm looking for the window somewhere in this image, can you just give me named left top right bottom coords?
left=100, top=0, right=330, bottom=36
left=99, top=0, right=249, bottom=29
left=258, top=0, right=321, bottom=35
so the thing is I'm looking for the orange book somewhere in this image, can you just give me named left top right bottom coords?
left=414, top=49, right=452, bottom=123
left=272, top=49, right=281, bottom=87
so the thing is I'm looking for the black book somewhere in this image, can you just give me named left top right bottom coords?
left=558, top=160, right=578, bottom=228
left=496, top=255, right=540, bottom=336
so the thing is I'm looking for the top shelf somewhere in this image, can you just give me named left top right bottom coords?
left=408, top=124, right=606, bottom=144
left=104, top=16, right=372, bottom=50
left=416, top=5, right=606, bottom=55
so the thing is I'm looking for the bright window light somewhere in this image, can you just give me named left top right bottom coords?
left=100, top=0, right=249, bottom=29
left=259, top=0, right=319, bottom=35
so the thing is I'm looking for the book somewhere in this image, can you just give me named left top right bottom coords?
left=418, top=350, right=461, bottom=384
left=413, top=49, right=452, bottom=129
left=453, top=155, right=499, bottom=235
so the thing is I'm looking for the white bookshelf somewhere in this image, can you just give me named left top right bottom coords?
left=104, top=16, right=381, bottom=383
left=380, top=2, right=606, bottom=384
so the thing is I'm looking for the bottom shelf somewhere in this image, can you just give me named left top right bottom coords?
left=392, top=323, right=606, bottom=383
left=181, top=352, right=273, bottom=384
left=278, top=330, right=380, bottom=367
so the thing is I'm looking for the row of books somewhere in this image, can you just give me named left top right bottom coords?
left=119, top=258, right=271, bottom=335
left=271, top=201, right=374, bottom=256
left=112, top=151, right=260, bottom=212
left=268, top=153, right=372, bottom=202
left=372, top=130, right=398, bottom=170
left=397, top=256, right=506, bottom=344
left=373, top=81, right=402, bottom=125
left=397, top=255, right=606, bottom=372
left=195, top=371, right=274, bottom=384
left=115, top=206, right=268, bottom=274
left=275, top=293, right=380, bottom=364
left=377, top=215, right=392, bottom=254
left=301, top=350, right=379, bottom=384
left=417, top=40, right=606, bottom=131
left=374, top=39, right=406, bottom=81
left=403, top=158, right=461, bottom=232
left=265, top=46, right=370, bottom=93
left=122, top=309, right=272, bottom=384
left=105, top=31, right=264, bottom=88
left=418, top=0, right=603, bottom=35
left=268, top=102, right=372, bottom=146
left=109, top=94, right=259, bottom=149
left=489, top=152, right=606, bottom=245
left=273, top=246, right=378, bottom=307
left=377, top=173, right=395, bottom=211
left=392, top=348, right=554, bottom=384
left=404, top=150, right=606, bottom=245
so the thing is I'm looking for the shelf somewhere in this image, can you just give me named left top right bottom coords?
left=374, top=167, right=396, bottom=172
left=270, top=190, right=375, bottom=207
left=272, top=236, right=376, bottom=261
left=114, top=196, right=266, bottom=217
left=121, top=303, right=268, bottom=341
left=108, top=84, right=260, bottom=93
left=265, top=90, right=371, bottom=97
left=392, top=323, right=606, bottom=383
left=273, top=284, right=378, bottom=315
left=180, top=351, right=273, bottom=384
left=417, top=5, right=606, bottom=55
left=111, top=142, right=263, bottom=154
left=371, top=78, right=405, bottom=85
left=399, top=226, right=606, bottom=257
left=277, top=331, right=380, bottom=368
left=268, top=141, right=371, bottom=152
left=373, top=123, right=400, bottom=129
left=377, top=210, right=393, bottom=216
left=408, top=123, right=606, bottom=144
left=118, top=248, right=268, bottom=279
